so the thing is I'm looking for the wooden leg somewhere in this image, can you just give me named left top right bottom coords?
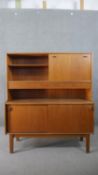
left=9, top=134, right=14, bottom=153
left=80, top=137, right=83, bottom=141
left=85, top=134, right=90, bottom=153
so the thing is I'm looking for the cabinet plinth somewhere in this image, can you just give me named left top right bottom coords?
left=5, top=53, right=94, bottom=153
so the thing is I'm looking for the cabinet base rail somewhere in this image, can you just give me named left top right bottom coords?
left=9, top=133, right=90, bottom=153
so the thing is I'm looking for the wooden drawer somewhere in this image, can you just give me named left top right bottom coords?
left=48, top=104, right=94, bottom=134
left=7, top=105, right=47, bottom=133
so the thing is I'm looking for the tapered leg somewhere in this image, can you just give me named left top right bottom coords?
left=86, top=134, right=90, bottom=153
left=80, top=137, right=83, bottom=141
left=9, top=134, right=14, bottom=153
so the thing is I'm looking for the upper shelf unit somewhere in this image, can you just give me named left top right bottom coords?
left=7, top=53, right=92, bottom=101
left=7, top=52, right=92, bottom=86
left=7, top=53, right=49, bottom=81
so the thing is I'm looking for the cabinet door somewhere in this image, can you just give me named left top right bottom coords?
left=48, top=105, right=94, bottom=133
left=49, top=54, right=91, bottom=81
left=8, top=105, right=47, bottom=133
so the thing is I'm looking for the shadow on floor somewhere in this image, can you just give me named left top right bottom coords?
left=14, top=137, right=82, bottom=153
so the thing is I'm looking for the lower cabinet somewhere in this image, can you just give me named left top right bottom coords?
left=7, top=105, right=48, bottom=133
left=6, top=104, right=94, bottom=134
left=6, top=103, right=94, bottom=153
left=48, top=105, right=94, bottom=133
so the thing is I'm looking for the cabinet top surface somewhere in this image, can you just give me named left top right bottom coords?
left=7, top=53, right=92, bottom=56
left=6, top=99, right=94, bottom=105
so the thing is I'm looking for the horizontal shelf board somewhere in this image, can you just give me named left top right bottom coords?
left=8, top=81, right=91, bottom=89
left=7, top=53, right=48, bottom=56
left=6, top=99, right=94, bottom=105
left=8, top=64, right=48, bottom=67
left=8, top=133, right=91, bottom=137
left=7, top=53, right=91, bottom=56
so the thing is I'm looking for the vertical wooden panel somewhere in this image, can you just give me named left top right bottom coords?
left=80, top=0, right=84, bottom=10
left=49, top=54, right=70, bottom=81
left=42, top=0, right=47, bottom=9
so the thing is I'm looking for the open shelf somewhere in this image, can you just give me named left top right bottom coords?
left=8, top=89, right=88, bottom=101
left=8, top=54, right=49, bottom=81
left=8, top=53, right=48, bottom=65
left=7, top=53, right=92, bottom=102
left=9, top=67, right=48, bottom=81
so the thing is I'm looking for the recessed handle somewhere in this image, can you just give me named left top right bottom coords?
left=52, top=55, right=57, bottom=58
left=8, top=107, right=13, bottom=112
left=83, top=55, right=88, bottom=58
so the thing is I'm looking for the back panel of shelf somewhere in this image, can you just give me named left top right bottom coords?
left=8, top=89, right=87, bottom=101
left=8, top=54, right=48, bottom=65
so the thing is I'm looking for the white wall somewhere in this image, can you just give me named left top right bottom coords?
left=0, top=0, right=98, bottom=10
left=85, top=0, right=98, bottom=10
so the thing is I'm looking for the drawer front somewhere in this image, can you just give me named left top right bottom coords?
left=7, top=105, right=47, bottom=133
left=48, top=105, right=94, bottom=134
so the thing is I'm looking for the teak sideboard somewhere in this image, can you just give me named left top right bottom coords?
left=5, top=53, right=94, bottom=153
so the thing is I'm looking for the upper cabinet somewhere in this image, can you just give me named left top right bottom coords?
left=49, top=53, right=91, bottom=81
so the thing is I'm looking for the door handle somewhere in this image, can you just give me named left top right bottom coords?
left=83, top=55, right=88, bottom=58
left=52, top=55, right=57, bottom=58
left=8, top=107, right=13, bottom=112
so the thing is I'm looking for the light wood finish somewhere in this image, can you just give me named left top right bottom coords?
left=8, top=64, right=48, bottom=67
left=80, top=0, right=84, bottom=10
left=6, top=103, right=94, bottom=133
left=9, top=134, right=14, bottom=153
left=6, top=99, right=94, bottom=105
left=42, top=0, right=47, bottom=9
left=5, top=53, right=94, bottom=153
left=8, top=105, right=47, bottom=133
left=49, top=54, right=91, bottom=81
left=48, top=104, right=94, bottom=133
left=86, top=89, right=92, bottom=101
left=85, top=134, right=90, bottom=153
left=8, top=81, right=91, bottom=89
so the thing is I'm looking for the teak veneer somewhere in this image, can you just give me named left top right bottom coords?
left=5, top=53, right=94, bottom=153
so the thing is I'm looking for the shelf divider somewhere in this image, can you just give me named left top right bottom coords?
left=8, top=81, right=91, bottom=89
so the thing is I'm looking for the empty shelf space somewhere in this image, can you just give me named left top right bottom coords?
left=7, top=54, right=48, bottom=65
left=8, top=89, right=87, bottom=100
left=8, top=67, right=48, bottom=81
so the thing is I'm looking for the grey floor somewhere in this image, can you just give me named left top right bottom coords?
left=0, top=127, right=98, bottom=175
